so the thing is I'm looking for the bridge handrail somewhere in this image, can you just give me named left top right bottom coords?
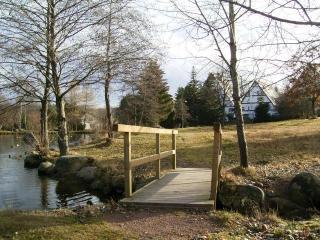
left=114, top=124, right=178, bottom=135
left=114, top=124, right=178, bottom=197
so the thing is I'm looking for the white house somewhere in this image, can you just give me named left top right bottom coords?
left=80, top=113, right=100, bottom=130
left=222, top=81, right=279, bottom=121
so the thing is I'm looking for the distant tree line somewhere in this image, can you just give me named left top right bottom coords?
left=117, top=65, right=227, bottom=128
left=116, top=62, right=320, bottom=128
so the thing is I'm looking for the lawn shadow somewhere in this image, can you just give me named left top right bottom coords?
left=0, top=210, right=100, bottom=238
left=248, top=132, right=320, bottom=165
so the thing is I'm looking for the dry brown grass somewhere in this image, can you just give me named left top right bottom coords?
left=74, top=118, right=320, bottom=185
left=1, top=119, right=319, bottom=239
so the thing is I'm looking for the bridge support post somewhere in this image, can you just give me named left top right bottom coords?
left=124, top=132, right=132, bottom=197
left=210, top=123, right=222, bottom=209
left=155, top=133, right=161, bottom=179
left=172, top=132, right=176, bottom=170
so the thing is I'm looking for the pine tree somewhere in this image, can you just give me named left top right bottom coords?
left=117, top=94, right=143, bottom=125
left=184, top=67, right=202, bottom=125
left=174, top=87, right=189, bottom=128
left=137, top=60, right=173, bottom=126
left=255, top=101, right=271, bottom=122
left=199, top=73, right=223, bottom=124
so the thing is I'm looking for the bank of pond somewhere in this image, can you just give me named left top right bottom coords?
left=0, top=134, right=105, bottom=210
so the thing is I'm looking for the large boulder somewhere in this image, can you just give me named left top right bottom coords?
left=38, top=161, right=55, bottom=176
left=111, top=175, right=125, bottom=194
left=288, top=172, right=320, bottom=209
left=268, top=197, right=311, bottom=220
left=76, top=166, right=98, bottom=182
left=90, top=180, right=104, bottom=191
left=218, top=183, right=265, bottom=214
left=24, top=152, right=43, bottom=168
left=55, top=155, right=94, bottom=176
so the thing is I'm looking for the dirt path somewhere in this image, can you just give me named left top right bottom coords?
left=104, top=208, right=219, bottom=240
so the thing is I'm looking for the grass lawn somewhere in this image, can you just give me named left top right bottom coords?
left=1, top=118, right=320, bottom=239
left=73, top=118, right=320, bottom=189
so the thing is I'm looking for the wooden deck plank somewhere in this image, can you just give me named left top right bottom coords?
left=120, top=168, right=214, bottom=209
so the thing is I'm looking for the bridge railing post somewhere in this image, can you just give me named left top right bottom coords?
left=124, top=132, right=132, bottom=197
left=210, top=123, right=222, bottom=209
left=172, top=131, right=177, bottom=170
left=155, top=133, right=161, bottom=179
left=114, top=124, right=178, bottom=197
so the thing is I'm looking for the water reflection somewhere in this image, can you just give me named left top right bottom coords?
left=0, top=134, right=102, bottom=210
left=40, top=177, right=49, bottom=208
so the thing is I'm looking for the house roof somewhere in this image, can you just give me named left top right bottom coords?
left=243, top=80, right=278, bottom=106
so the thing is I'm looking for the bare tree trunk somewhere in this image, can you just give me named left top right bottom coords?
left=39, top=8, right=51, bottom=154
left=40, top=99, right=49, bottom=152
left=104, top=1, right=113, bottom=140
left=56, top=96, right=69, bottom=155
left=49, top=0, right=68, bottom=156
left=221, top=94, right=226, bottom=127
left=229, top=2, right=249, bottom=168
left=104, top=79, right=113, bottom=139
left=311, top=97, right=316, bottom=116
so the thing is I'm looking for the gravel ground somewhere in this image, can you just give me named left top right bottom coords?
left=104, top=208, right=218, bottom=240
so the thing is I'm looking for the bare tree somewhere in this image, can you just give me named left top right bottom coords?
left=1, top=0, right=110, bottom=155
left=46, top=0, right=110, bottom=155
left=93, top=0, right=157, bottom=139
left=209, top=71, right=232, bottom=126
left=0, top=0, right=51, bottom=152
left=221, top=1, right=320, bottom=27
left=169, top=0, right=250, bottom=167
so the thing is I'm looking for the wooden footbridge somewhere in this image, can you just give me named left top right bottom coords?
left=114, top=123, right=222, bottom=209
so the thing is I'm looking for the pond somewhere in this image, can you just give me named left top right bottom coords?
left=0, top=134, right=102, bottom=210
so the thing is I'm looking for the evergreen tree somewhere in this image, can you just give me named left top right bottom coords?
left=255, top=100, right=271, bottom=122
left=117, top=94, right=143, bottom=125
left=174, top=87, right=189, bottom=128
left=184, top=67, right=202, bottom=125
left=137, top=60, right=173, bottom=126
left=198, top=73, right=223, bottom=124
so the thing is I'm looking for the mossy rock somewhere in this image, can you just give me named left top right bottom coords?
left=267, top=197, right=311, bottom=220
left=76, top=166, right=98, bottom=183
left=38, top=161, right=55, bottom=176
left=218, top=183, right=265, bottom=214
left=111, top=175, right=125, bottom=194
left=55, top=155, right=94, bottom=176
left=24, top=153, right=43, bottom=168
left=90, top=180, right=104, bottom=191
left=288, top=172, right=320, bottom=209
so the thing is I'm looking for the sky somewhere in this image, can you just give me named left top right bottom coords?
left=101, top=0, right=320, bottom=108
